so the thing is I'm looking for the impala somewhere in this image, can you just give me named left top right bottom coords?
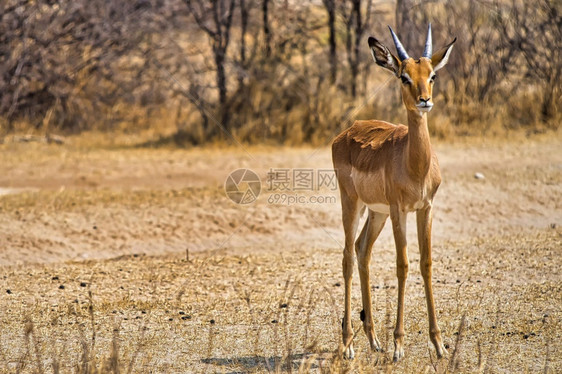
left=332, top=24, right=455, bottom=362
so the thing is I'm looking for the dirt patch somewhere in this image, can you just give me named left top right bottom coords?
left=0, top=137, right=560, bottom=265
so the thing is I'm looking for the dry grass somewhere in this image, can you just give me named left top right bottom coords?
left=0, top=229, right=560, bottom=373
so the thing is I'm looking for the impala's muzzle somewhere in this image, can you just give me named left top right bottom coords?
left=416, top=99, right=433, bottom=112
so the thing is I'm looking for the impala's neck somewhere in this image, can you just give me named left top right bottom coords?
left=405, top=110, right=432, bottom=180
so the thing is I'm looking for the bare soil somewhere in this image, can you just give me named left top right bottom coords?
left=0, top=133, right=560, bottom=373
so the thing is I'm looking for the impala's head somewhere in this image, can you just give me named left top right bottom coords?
left=368, top=24, right=456, bottom=115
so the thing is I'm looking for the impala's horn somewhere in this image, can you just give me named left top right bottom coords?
left=423, top=23, right=432, bottom=58
left=388, top=26, right=409, bottom=61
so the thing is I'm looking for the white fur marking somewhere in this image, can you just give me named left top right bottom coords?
left=370, top=48, right=377, bottom=63
left=385, top=51, right=397, bottom=72
left=401, top=72, right=413, bottom=83
left=366, top=203, right=390, bottom=214
left=387, top=52, right=393, bottom=65
left=367, top=201, right=424, bottom=214
left=433, top=45, right=454, bottom=72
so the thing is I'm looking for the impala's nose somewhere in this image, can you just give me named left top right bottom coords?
left=416, top=97, right=433, bottom=112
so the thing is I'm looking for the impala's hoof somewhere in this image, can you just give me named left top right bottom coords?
left=343, top=345, right=355, bottom=360
left=393, top=347, right=404, bottom=362
left=372, top=337, right=383, bottom=352
left=436, top=343, right=448, bottom=359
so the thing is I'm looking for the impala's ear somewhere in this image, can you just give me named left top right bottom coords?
left=368, top=36, right=401, bottom=76
left=431, top=37, right=456, bottom=72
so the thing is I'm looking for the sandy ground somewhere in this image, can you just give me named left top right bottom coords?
left=0, top=133, right=560, bottom=372
left=0, top=136, right=560, bottom=265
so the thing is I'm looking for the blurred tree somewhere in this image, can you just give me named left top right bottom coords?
left=340, top=0, right=372, bottom=98
left=395, top=0, right=416, bottom=47
left=237, top=0, right=250, bottom=89
left=498, top=0, right=561, bottom=120
left=262, top=0, right=272, bottom=58
left=0, top=0, right=558, bottom=140
left=322, top=0, right=337, bottom=84
left=184, top=0, right=236, bottom=131
left=0, top=0, right=167, bottom=131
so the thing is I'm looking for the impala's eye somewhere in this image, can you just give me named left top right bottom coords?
left=400, top=76, right=411, bottom=85
left=430, top=74, right=437, bottom=83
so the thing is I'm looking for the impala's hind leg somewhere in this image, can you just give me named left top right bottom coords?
left=355, top=210, right=388, bottom=352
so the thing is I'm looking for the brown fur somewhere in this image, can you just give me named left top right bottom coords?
left=333, top=120, right=408, bottom=173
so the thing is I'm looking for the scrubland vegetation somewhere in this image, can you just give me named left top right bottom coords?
left=1, top=0, right=560, bottom=143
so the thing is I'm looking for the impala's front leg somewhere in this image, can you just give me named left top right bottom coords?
left=342, top=244, right=355, bottom=359
left=417, top=204, right=447, bottom=358
left=341, top=196, right=362, bottom=359
left=390, top=205, right=408, bottom=362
